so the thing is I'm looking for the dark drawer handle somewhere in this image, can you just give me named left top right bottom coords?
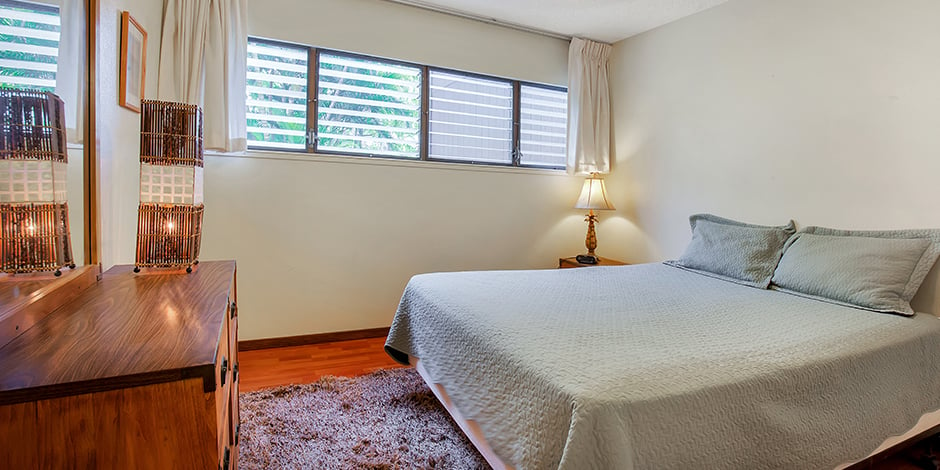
left=230, top=302, right=237, bottom=319
left=220, top=357, right=228, bottom=386
left=233, top=362, right=239, bottom=383
left=234, top=422, right=241, bottom=446
left=221, top=447, right=231, bottom=470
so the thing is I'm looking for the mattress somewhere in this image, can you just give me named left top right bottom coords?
left=385, top=263, right=940, bottom=469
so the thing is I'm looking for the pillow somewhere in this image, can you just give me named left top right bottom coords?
left=665, top=214, right=796, bottom=288
left=771, top=227, right=940, bottom=316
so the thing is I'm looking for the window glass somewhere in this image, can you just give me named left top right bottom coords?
left=246, top=39, right=308, bottom=150
left=317, top=53, right=421, bottom=158
left=519, top=85, right=567, bottom=168
left=0, top=0, right=60, bottom=92
left=428, top=70, right=513, bottom=164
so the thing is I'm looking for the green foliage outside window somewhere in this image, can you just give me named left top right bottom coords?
left=317, top=54, right=420, bottom=158
left=0, top=2, right=60, bottom=93
left=246, top=41, right=307, bottom=149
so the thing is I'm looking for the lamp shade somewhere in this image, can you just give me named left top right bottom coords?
left=574, top=174, right=614, bottom=211
left=135, top=100, right=204, bottom=272
left=0, top=88, right=73, bottom=274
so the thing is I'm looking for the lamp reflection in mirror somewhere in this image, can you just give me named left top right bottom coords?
left=135, top=100, right=203, bottom=273
left=574, top=172, right=614, bottom=263
left=0, top=89, right=74, bottom=276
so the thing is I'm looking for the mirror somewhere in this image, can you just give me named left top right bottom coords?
left=0, top=0, right=92, bottom=268
left=0, top=0, right=93, bottom=345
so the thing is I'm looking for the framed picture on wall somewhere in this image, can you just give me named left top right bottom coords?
left=119, top=11, right=147, bottom=112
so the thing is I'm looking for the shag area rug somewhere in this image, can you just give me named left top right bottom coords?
left=238, top=368, right=489, bottom=469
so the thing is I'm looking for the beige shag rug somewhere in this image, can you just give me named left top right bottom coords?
left=238, top=368, right=490, bottom=469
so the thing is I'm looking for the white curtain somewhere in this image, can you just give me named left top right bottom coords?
left=566, top=37, right=611, bottom=175
left=56, top=0, right=85, bottom=143
left=204, top=0, right=247, bottom=152
left=157, top=0, right=247, bottom=152
left=157, top=0, right=207, bottom=105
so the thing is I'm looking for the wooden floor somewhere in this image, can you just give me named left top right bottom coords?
left=238, top=336, right=405, bottom=392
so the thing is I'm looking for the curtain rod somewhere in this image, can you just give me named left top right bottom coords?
left=381, top=0, right=573, bottom=41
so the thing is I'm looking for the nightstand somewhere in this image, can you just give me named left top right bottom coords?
left=558, top=257, right=628, bottom=268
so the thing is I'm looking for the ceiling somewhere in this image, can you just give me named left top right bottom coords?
left=387, top=0, right=730, bottom=43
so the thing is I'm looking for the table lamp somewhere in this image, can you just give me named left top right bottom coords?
left=0, top=89, right=74, bottom=276
left=135, top=100, right=204, bottom=273
left=574, top=173, right=614, bottom=264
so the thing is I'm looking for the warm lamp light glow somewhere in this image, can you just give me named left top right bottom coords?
left=574, top=173, right=615, bottom=260
left=574, top=174, right=614, bottom=211
left=166, top=220, right=174, bottom=232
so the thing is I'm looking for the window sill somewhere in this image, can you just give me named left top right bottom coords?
left=205, top=148, right=568, bottom=177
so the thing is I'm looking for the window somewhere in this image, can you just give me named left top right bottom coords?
left=317, top=53, right=421, bottom=158
left=428, top=70, right=512, bottom=164
left=519, top=85, right=567, bottom=168
left=246, top=37, right=567, bottom=170
left=0, top=0, right=60, bottom=92
left=246, top=39, right=308, bottom=150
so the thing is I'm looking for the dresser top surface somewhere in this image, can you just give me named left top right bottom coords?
left=0, top=260, right=236, bottom=405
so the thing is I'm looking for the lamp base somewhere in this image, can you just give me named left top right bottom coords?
left=133, top=262, right=199, bottom=275
left=0, top=269, right=69, bottom=281
left=135, top=203, right=204, bottom=273
left=583, top=209, right=600, bottom=261
left=0, top=202, right=74, bottom=275
left=575, top=254, right=599, bottom=265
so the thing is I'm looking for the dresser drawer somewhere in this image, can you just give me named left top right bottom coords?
left=228, top=380, right=240, bottom=465
left=216, top=287, right=237, bottom=468
left=218, top=421, right=233, bottom=470
left=0, top=261, right=239, bottom=469
left=229, top=319, right=240, bottom=448
left=215, top=312, right=232, bottom=428
left=228, top=298, right=238, bottom=367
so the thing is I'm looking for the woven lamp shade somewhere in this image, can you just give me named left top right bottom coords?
left=135, top=100, right=204, bottom=272
left=0, top=89, right=74, bottom=274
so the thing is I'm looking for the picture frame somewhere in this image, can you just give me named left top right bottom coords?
left=119, top=11, right=146, bottom=112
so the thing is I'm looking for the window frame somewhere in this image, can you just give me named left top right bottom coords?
left=246, top=36, right=567, bottom=170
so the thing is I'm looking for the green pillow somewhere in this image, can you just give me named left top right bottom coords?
left=666, top=214, right=796, bottom=288
left=771, top=228, right=940, bottom=316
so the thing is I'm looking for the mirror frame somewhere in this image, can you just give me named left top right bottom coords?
left=83, top=0, right=98, bottom=265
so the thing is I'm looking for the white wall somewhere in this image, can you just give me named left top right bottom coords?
left=609, top=0, right=940, bottom=261
left=138, top=0, right=635, bottom=340
left=200, top=156, right=618, bottom=339
left=248, top=0, right=566, bottom=84
left=97, top=0, right=162, bottom=269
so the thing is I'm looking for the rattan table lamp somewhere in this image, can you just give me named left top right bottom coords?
left=0, top=89, right=75, bottom=276
left=574, top=173, right=614, bottom=263
left=134, top=100, right=204, bottom=273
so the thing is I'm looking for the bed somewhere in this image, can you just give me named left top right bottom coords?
left=386, top=216, right=940, bottom=469
left=385, top=261, right=940, bottom=469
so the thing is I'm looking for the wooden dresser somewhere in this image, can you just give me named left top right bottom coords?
left=0, top=260, right=239, bottom=469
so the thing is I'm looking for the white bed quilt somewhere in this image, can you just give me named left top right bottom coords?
left=385, top=263, right=940, bottom=469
